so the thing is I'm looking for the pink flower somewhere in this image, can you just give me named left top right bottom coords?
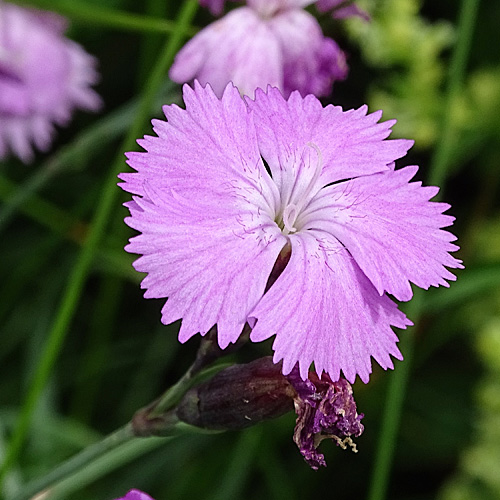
left=0, top=2, right=101, bottom=163
left=115, top=489, right=154, bottom=500
left=119, top=82, right=462, bottom=383
left=170, top=0, right=348, bottom=98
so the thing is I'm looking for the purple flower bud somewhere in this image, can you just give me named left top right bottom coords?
left=176, top=357, right=295, bottom=430
left=115, top=489, right=154, bottom=500
left=287, top=367, right=364, bottom=469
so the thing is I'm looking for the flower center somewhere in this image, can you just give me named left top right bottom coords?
left=282, top=204, right=299, bottom=234
left=277, top=142, right=323, bottom=236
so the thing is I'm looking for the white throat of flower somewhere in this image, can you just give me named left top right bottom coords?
left=279, top=142, right=323, bottom=236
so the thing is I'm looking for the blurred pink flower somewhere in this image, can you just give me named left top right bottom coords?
left=115, top=489, right=154, bottom=500
left=170, top=0, right=348, bottom=98
left=0, top=1, right=101, bottom=163
left=120, top=82, right=462, bottom=383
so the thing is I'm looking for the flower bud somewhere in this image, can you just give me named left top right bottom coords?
left=176, top=357, right=295, bottom=430
left=140, top=356, right=364, bottom=470
left=114, top=490, right=154, bottom=500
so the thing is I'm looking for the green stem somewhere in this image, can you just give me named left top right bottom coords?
left=9, top=424, right=149, bottom=500
left=0, top=175, right=79, bottom=238
left=366, top=295, right=420, bottom=500
left=152, top=361, right=231, bottom=416
left=0, top=0, right=198, bottom=486
left=13, top=422, right=216, bottom=500
left=12, top=0, right=197, bottom=36
left=367, top=1, right=480, bottom=498
left=69, top=0, right=178, bottom=424
left=11, top=375, right=220, bottom=499
left=428, top=0, right=480, bottom=188
left=153, top=365, right=199, bottom=415
left=137, top=0, right=172, bottom=87
left=10, top=359, right=224, bottom=498
left=46, top=437, right=169, bottom=500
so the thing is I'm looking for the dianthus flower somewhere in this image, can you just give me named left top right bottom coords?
left=0, top=1, right=101, bottom=163
left=169, top=0, right=348, bottom=98
left=120, top=82, right=462, bottom=383
left=115, top=490, right=154, bottom=500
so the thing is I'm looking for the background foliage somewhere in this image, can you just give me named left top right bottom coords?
left=1, top=0, right=499, bottom=499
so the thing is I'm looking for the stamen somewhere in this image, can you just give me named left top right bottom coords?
left=282, top=204, right=298, bottom=235
left=275, top=142, right=324, bottom=235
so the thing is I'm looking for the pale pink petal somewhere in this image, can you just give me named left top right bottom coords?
left=301, top=166, right=464, bottom=301
left=121, top=82, right=280, bottom=212
left=64, top=41, right=102, bottom=112
left=201, top=0, right=312, bottom=16
left=121, top=83, right=287, bottom=348
left=249, top=232, right=410, bottom=383
left=0, top=79, right=29, bottom=115
left=247, top=87, right=414, bottom=187
left=126, top=193, right=285, bottom=348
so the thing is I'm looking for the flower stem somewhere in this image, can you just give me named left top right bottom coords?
left=39, top=436, right=169, bottom=500
left=366, top=294, right=419, bottom=500
left=428, top=0, right=481, bottom=189
left=11, top=357, right=225, bottom=498
left=9, top=423, right=136, bottom=500
left=0, top=0, right=199, bottom=487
